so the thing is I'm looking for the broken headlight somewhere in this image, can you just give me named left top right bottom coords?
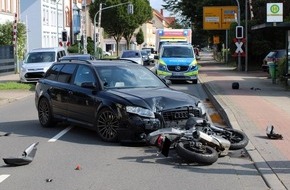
left=126, top=106, right=155, bottom=118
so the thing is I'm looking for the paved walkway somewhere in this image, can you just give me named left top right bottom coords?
left=199, top=62, right=290, bottom=190
left=0, top=73, right=34, bottom=106
left=1, top=64, right=290, bottom=189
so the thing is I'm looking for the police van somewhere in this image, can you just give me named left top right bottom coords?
left=155, top=43, right=198, bottom=84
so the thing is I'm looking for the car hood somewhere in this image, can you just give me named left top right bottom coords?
left=105, top=87, right=199, bottom=112
left=22, top=62, right=54, bottom=71
left=161, top=58, right=195, bottom=66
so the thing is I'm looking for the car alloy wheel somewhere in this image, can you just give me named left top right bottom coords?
left=38, top=98, right=54, bottom=128
left=96, top=108, right=119, bottom=142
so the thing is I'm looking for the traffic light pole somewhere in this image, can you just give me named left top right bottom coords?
left=235, top=0, right=242, bottom=71
left=93, top=2, right=133, bottom=58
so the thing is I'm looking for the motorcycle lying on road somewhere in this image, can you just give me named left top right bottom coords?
left=147, top=115, right=249, bottom=165
left=185, top=116, right=249, bottom=151
left=147, top=127, right=231, bottom=165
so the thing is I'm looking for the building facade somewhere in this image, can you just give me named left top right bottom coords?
left=18, top=0, right=174, bottom=54
left=0, top=0, right=19, bottom=24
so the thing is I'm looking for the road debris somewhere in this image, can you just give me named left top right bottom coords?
left=266, top=125, right=283, bottom=139
left=3, top=142, right=39, bottom=166
left=0, top=132, right=12, bottom=137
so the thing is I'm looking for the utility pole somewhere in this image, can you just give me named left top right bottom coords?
left=93, top=2, right=133, bottom=57
left=245, top=0, right=248, bottom=72
left=96, top=3, right=102, bottom=58
left=236, top=0, right=242, bottom=71
left=82, top=0, right=87, bottom=54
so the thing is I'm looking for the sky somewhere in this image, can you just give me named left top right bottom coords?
left=149, top=0, right=170, bottom=16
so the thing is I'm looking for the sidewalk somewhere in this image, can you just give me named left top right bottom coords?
left=199, top=62, right=290, bottom=190
left=0, top=73, right=34, bottom=106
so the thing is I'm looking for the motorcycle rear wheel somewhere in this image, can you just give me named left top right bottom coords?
left=176, top=141, right=218, bottom=165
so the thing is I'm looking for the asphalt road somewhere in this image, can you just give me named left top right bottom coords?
left=0, top=52, right=269, bottom=190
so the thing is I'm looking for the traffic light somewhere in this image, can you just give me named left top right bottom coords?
left=62, top=30, right=68, bottom=42
left=236, top=26, right=243, bottom=39
left=127, top=3, right=134, bottom=14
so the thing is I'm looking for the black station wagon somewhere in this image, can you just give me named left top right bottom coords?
left=35, top=59, right=206, bottom=143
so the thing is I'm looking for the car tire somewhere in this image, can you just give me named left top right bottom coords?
left=38, top=97, right=55, bottom=128
left=96, top=108, right=119, bottom=142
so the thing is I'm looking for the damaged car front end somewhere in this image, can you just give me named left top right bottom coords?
left=113, top=94, right=206, bottom=143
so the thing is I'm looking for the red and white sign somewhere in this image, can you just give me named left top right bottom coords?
left=232, top=38, right=246, bottom=57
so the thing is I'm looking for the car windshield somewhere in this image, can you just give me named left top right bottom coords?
left=161, top=46, right=194, bottom=58
left=121, top=51, right=140, bottom=58
left=24, top=52, right=56, bottom=63
left=95, top=65, right=167, bottom=89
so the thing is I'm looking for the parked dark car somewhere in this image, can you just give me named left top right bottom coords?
left=141, top=50, right=150, bottom=65
left=35, top=59, right=206, bottom=143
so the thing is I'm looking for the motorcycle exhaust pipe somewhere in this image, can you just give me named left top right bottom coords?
left=192, top=130, right=221, bottom=148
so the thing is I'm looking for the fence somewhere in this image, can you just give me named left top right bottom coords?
left=0, top=45, right=15, bottom=75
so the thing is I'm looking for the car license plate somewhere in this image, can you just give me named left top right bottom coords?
left=172, top=72, right=183, bottom=76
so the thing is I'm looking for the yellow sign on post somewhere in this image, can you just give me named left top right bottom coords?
left=203, top=6, right=238, bottom=30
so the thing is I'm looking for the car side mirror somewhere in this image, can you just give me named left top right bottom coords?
left=160, top=78, right=171, bottom=85
left=81, top=82, right=97, bottom=89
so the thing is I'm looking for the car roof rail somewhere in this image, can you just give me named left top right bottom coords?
left=59, top=59, right=92, bottom=64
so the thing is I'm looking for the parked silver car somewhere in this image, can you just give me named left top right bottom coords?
left=20, top=47, right=67, bottom=82
left=120, top=50, right=144, bottom=65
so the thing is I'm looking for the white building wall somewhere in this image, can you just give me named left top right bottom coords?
left=0, top=0, right=18, bottom=24
left=20, top=0, right=70, bottom=51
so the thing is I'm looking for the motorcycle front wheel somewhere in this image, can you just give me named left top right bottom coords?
left=223, top=129, right=249, bottom=150
left=176, top=141, right=218, bottom=165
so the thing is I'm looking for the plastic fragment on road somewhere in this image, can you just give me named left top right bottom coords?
left=2, top=142, right=39, bottom=166
left=0, top=132, right=12, bottom=137
left=75, top=164, right=81, bottom=170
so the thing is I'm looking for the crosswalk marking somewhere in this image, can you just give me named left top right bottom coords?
left=48, top=126, right=73, bottom=142
left=0, top=175, right=10, bottom=183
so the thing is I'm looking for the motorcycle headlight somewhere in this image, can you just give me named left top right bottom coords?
left=126, top=106, right=155, bottom=118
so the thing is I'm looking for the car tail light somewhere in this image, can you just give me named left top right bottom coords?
left=157, top=135, right=164, bottom=147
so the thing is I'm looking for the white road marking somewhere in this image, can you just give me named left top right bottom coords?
left=48, top=126, right=73, bottom=142
left=0, top=175, right=10, bottom=183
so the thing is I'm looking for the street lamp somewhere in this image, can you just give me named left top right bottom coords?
left=93, top=2, right=134, bottom=58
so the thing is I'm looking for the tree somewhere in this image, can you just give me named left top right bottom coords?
left=89, top=0, right=152, bottom=55
left=0, top=21, right=26, bottom=60
left=136, top=28, right=144, bottom=46
left=123, top=0, right=152, bottom=49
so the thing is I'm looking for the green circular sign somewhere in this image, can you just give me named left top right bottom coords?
left=270, top=5, right=280, bottom=13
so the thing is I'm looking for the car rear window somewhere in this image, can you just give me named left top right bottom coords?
left=121, top=51, right=140, bottom=58
left=275, top=50, right=286, bottom=58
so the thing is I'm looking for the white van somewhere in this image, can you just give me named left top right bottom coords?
left=20, top=47, right=67, bottom=82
